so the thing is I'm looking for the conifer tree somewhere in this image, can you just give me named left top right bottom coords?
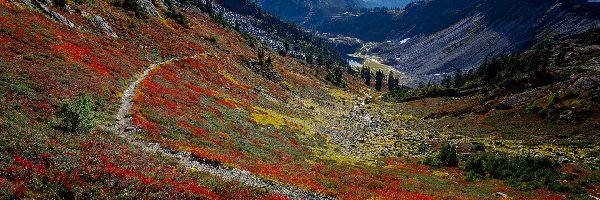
left=453, top=69, right=463, bottom=88
left=375, top=70, right=384, bottom=91
left=387, top=71, right=396, bottom=91
left=258, top=48, right=265, bottom=66
left=364, top=67, right=372, bottom=86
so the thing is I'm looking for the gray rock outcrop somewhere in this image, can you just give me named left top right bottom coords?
left=35, top=1, right=75, bottom=28
left=90, top=15, right=118, bottom=37
left=139, top=0, right=161, bottom=18
left=14, top=0, right=75, bottom=28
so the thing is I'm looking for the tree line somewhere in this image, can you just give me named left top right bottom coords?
left=359, top=66, right=402, bottom=91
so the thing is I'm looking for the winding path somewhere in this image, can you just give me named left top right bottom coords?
left=112, top=56, right=333, bottom=200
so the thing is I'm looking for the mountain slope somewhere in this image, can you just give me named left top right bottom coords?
left=366, top=0, right=600, bottom=83
left=308, top=0, right=479, bottom=42
left=279, top=0, right=599, bottom=83
left=1, top=0, right=599, bottom=199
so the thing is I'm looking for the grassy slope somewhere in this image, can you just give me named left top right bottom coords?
left=0, top=1, right=592, bottom=199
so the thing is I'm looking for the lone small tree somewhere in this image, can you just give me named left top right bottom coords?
left=55, top=0, right=67, bottom=8
left=122, top=0, right=146, bottom=18
left=441, top=74, right=452, bottom=88
left=427, top=143, right=459, bottom=167
left=59, top=96, right=96, bottom=134
left=453, top=68, right=463, bottom=88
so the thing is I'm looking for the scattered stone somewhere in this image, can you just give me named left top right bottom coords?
left=65, top=4, right=74, bottom=14
left=558, top=156, right=570, bottom=163
left=495, top=192, right=509, bottom=198
left=124, top=126, right=136, bottom=133
left=38, top=0, right=52, bottom=6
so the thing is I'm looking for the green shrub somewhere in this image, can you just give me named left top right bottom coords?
left=165, top=8, right=190, bottom=27
left=579, top=174, right=600, bottom=187
left=463, top=153, right=567, bottom=191
left=464, top=153, right=486, bottom=176
left=121, top=0, right=146, bottom=18
left=59, top=96, right=97, bottom=134
left=54, top=0, right=68, bottom=7
left=385, top=84, right=446, bottom=101
left=524, top=101, right=541, bottom=114
left=472, top=143, right=485, bottom=152
left=426, top=143, right=459, bottom=167
left=464, top=171, right=483, bottom=182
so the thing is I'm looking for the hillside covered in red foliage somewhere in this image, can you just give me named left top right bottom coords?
left=1, top=0, right=598, bottom=199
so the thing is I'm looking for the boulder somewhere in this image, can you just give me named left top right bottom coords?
left=568, top=75, right=599, bottom=91
left=495, top=192, right=509, bottom=198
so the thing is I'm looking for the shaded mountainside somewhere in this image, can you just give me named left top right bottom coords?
left=369, top=0, right=600, bottom=83
left=307, top=0, right=479, bottom=42
left=214, top=0, right=349, bottom=68
left=267, top=0, right=600, bottom=84
left=248, top=0, right=414, bottom=24
left=250, top=0, right=357, bottom=23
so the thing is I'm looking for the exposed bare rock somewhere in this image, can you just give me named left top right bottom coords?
left=139, top=0, right=161, bottom=18
left=90, top=15, right=118, bottom=37
left=37, top=0, right=52, bottom=6
left=35, top=1, right=75, bottom=28
left=65, top=4, right=74, bottom=14
left=155, top=0, right=169, bottom=9
left=15, top=0, right=35, bottom=7
left=488, top=74, right=600, bottom=110
left=373, top=15, right=511, bottom=85
left=564, top=75, right=600, bottom=92
left=492, top=86, right=550, bottom=110
left=14, top=0, right=75, bottom=28
left=367, top=1, right=599, bottom=85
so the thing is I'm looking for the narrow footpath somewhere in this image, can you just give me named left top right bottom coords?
left=111, top=56, right=333, bottom=200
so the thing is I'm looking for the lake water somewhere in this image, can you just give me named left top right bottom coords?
left=343, top=54, right=365, bottom=67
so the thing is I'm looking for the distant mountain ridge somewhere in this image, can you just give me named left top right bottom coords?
left=249, top=0, right=415, bottom=23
